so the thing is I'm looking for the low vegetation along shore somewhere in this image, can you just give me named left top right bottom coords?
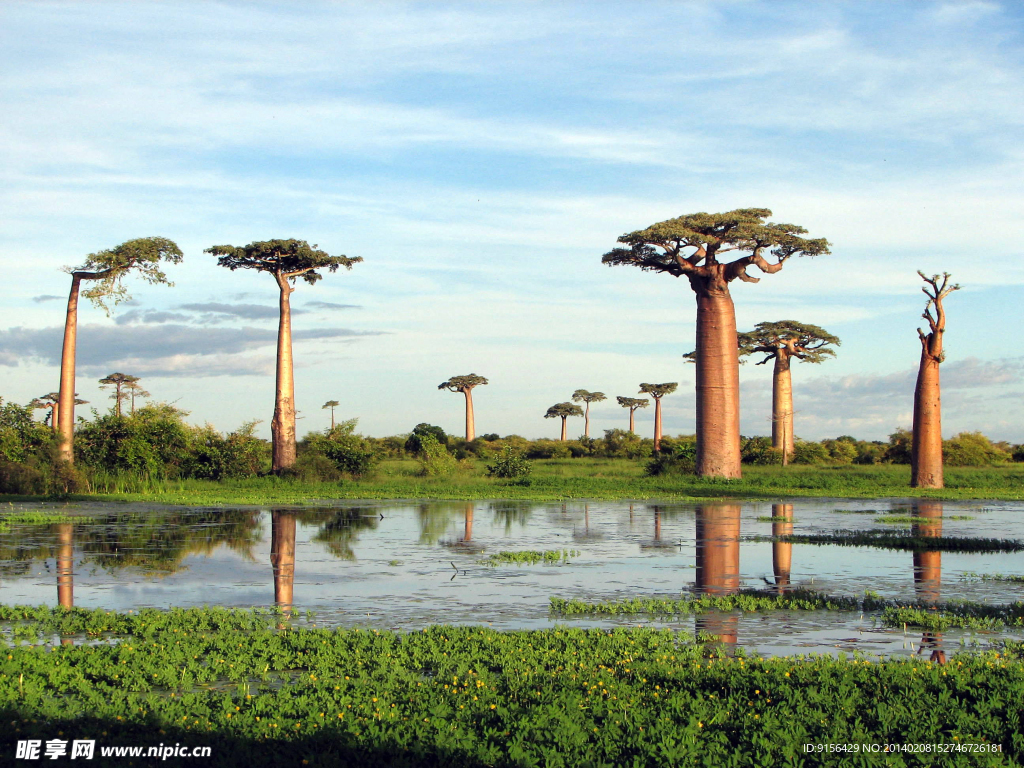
left=1, top=606, right=1021, bottom=767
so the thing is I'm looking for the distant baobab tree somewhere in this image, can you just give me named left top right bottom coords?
left=544, top=402, right=583, bottom=441
left=438, top=374, right=488, bottom=441
left=322, top=400, right=340, bottom=430
left=737, top=321, right=839, bottom=465
left=615, top=396, right=648, bottom=434
left=98, top=373, right=140, bottom=418
left=603, top=209, right=829, bottom=477
left=207, top=239, right=362, bottom=473
left=125, top=379, right=150, bottom=415
left=56, top=237, right=183, bottom=463
left=639, top=383, right=677, bottom=452
left=912, top=272, right=959, bottom=489
left=31, top=392, right=86, bottom=432
left=571, top=390, right=606, bottom=437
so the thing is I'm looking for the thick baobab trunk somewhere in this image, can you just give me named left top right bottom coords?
left=559, top=416, right=568, bottom=441
left=57, top=275, right=83, bottom=464
left=911, top=351, right=943, bottom=488
left=463, top=388, right=476, bottom=441
left=653, top=397, right=663, bottom=452
left=272, top=276, right=298, bottom=472
left=583, top=403, right=591, bottom=438
left=772, top=353, right=795, bottom=464
left=695, top=504, right=741, bottom=644
left=694, top=289, right=742, bottom=478
left=628, top=408, right=636, bottom=434
left=271, top=511, right=296, bottom=611
left=771, top=503, right=793, bottom=589
left=56, top=523, right=74, bottom=609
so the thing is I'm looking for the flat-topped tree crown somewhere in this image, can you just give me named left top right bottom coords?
left=639, top=382, right=677, bottom=399
left=69, top=237, right=184, bottom=313
left=545, top=401, right=583, bottom=441
left=616, top=396, right=649, bottom=434
left=207, top=239, right=361, bottom=285
left=572, top=390, right=606, bottom=438
left=738, top=321, right=840, bottom=365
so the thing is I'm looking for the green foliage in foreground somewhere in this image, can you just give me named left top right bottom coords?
left=1, top=606, right=1022, bottom=767
left=481, top=549, right=580, bottom=567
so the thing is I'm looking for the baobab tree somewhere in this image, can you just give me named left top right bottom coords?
left=322, top=400, right=340, bottom=430
left=56, top=237, right=183, bottom=462
left=737, top=321, right=839, bottom=465
left=32, top=393, right=87, bottom=432
left=616, top=396, right=649, bottom=434
left=206, top=239, right=361, bottom=473
left=125, top=380, right=149, bottom=415
left=98, top=373, right=140, bottom=418
left=603, top=209, right=829, bottom=477
left=571, top=389, right=607, bottom=437
left=544, top=402, right=583, bottom=441
left=438, top=374, right=489, bottom=441
left=639, top=382, right=677, bottom=452
left=912, top=272, right=959, bottom=489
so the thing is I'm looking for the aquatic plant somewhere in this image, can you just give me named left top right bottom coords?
left=482, top=549, right=580, bottom=566
left=757, top=529, right=1024, bottom=553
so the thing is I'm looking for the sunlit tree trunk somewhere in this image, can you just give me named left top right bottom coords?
left=463, top=388, right=475, bottom=441
left=911, top=350, right=943, bottom=488
left=695, top=503, right=741, bottom=644
left=652, top=397, right=663, bottom=452
left=559, top=416, right=567, bottom=441
left=772, top=352, right=795, bottom=464
left=57, top=275, right=83, bottom=464
left=628, top=408, right=636, bottom=434
left=694, top=287, right=742, bottom=478
left=272, top=275, right=297, bottom=472
left=583, top=402, right=591, bottom=438
left=271, top=511, right=296, bottom=614
left=772, top=503, right=793, bottom=589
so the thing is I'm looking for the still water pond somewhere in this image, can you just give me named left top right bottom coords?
left=3, top=499, right=1023, bottom=658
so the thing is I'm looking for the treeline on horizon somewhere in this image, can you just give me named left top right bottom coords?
left=1, top=395, right=1021, bottom=495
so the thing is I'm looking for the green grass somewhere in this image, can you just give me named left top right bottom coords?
left=10, top=461, right=1024, bottom=505
left=759, top=529, right=1024, bottom=553
left=1, top=605, right=1022, bottom=766
left=0, top=508, right=95, bottom=533
left=961, top=572, right=1024, bottom=584
left=481, top=549, right=580, bottom=567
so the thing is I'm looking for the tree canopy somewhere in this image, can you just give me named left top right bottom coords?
left=545, top=402, right=584, bottom=419
left=616, top=396, right=649, bottom=410
left=639, top=382, right=678, bottom=399
left=602, top=209, right=829, bottom=289
left=205, top=239, right=361, bottom=284
left=438, top=374, right=489, bottom=392
left=67, top=237, right=184, bottom=312
left=736, top=321, right=840, bottom=365
left=572, top=390, right=606, bottom=405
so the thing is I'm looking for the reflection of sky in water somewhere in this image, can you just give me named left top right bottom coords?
left=2, top=499, right=1023, bottom=659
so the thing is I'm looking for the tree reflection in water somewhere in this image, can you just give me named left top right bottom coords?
left=270, top=511, right=296, bottom=617
left=695, top=504, right=741, bottom=646
left=772, top=503, right=794, bottom=591
left=913, top=501, right=945, bottom=663
left=303, top=507, right=379, bottom=561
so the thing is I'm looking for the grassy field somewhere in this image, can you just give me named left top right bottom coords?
left=8, top=459, right=1022, bottom=506
left=1, top=605, right=1021, bottom=767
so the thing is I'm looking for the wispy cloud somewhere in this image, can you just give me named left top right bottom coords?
left=31, top=295, right=62, bottom=303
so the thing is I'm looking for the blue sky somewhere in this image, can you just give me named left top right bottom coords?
left=1, top=1, right=1022, bottom=442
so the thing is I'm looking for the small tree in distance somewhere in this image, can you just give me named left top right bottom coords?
left=639, top=383, right=677, bottom=452
left=126, top=380, right=149, bottom=415
left=438, top=374, right=488, bottom=441
left=56, top=237, right=183, bottom=463
left=912, top=271, right=959, bottom=489
left=322, top=400, right=340, bottom=430
left=616, top=396, right=649, bottom=434
left=737, top=321, right=839, bottom=465
left=571, top=390, right=607, bottom=437
left=31, top=392, right=86, bottom=432
left=206, top=239, right=362, bottom=473
left=98, top=373, right=140, bottom=418
left=544, top=402, right=583, bottom=441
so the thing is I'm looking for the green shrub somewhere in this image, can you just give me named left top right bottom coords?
left=791, top=440, right=830, bottom=465
left=525, top=439, right=572, bottom=459
left=416, top=433, right=458, bottom=477
left=822, top=438, right=858, bottom=464
left=646, top=440, right=697, bottom=475
left=741, top=436, right=781, bottom=465
left=300, top=420, right=376, bottom=477
left=404, top=423, right=448, bottom=455
left=486, top=446, right=532, bottom=481
left=884, top=428, right=912, bottom=464
left=943, top=431, right=1011, bottom=466
left=600, top=428, right=652, bottom=459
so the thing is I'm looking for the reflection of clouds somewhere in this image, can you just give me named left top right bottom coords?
left=0, top=324, right=383, bottom=377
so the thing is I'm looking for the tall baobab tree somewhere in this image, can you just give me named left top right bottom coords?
left=206, top=239, right=361, bottom=473
left=639, top=382, right=677, bottom=453
left=603, top=209, right=829, bottom=477
left=571, top=390, right=607, bottom=437
left=32, top=393, right=88, bottom=432
left=438, top=374, right=489, bottom=441
left=616, top=396, right=649, bottom=434
left=56, top=237, right=183, bottom=462
left=98, top=373, right=140, bottom=418
left=737, top=321, right=839, bottom=465
left=912, top=272, right=959, bottom=489
left=544, top=402, right=583, bottom=441
left=125, top=379, right=149, bottom=415
left=322, top=400, right=340, bottom=430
